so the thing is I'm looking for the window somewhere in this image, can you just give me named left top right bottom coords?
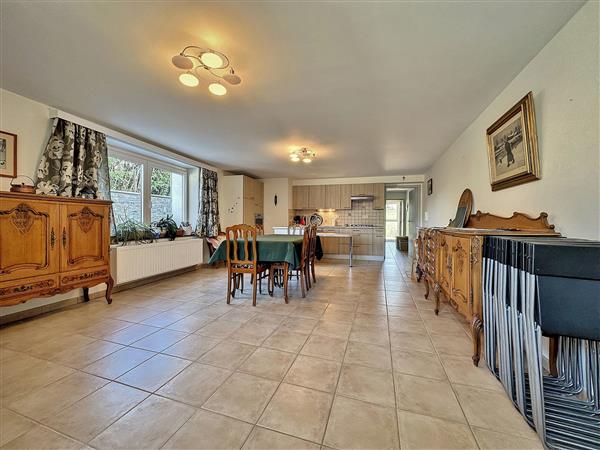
left=108, top=148, right=187, bottom=227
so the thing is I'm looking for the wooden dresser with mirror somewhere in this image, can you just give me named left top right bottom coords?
left=0, top=192, right=113, bottom=307
left=417, top=210, right=560, bottom=366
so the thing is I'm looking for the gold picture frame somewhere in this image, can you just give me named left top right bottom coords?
left=486, top=92, right=540, bottom=191
left=0, top=130, right=18, bottom=179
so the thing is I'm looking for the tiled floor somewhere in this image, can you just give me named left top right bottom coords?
left=0, top=243, right=543, bottom=449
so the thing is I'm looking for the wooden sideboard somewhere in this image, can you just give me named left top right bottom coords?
left=0, top=192, right=113, bottom=306
left=416, top=211, right=560, bottom=365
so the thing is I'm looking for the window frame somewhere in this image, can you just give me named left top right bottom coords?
left=108, top=147, right=188, bottom=225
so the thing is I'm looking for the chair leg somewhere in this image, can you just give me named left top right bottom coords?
left=305, top=266, right=311, bottom=292
left=227, top=270, right=232, bottom=304
left=299, top=269, right=306, bottom=298
left=252, top=272, right=258, bottom=306
left=283, top=263, right=289, bottom=304
left=240, top=274, right=244, bottom=293
left=311, top=260, right=316, bottom=283
left=268, top=269, right=274, bottom=297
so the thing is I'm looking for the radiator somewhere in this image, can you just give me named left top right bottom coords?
left=110, top=238, right=204, bottom=285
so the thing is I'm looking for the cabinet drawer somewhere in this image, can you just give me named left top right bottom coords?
left=0, top=274, right=59, bottom=306
left=60, top=266, right=110, bottom=290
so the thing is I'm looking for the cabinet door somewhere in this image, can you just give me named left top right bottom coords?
left=0, top=199, right=60, bottom=282
left=339, top=184, right=352, bottom=209
left=450, top=237, right=471, bottom=317
left=60, top=203, right=110, bottom=272
left=373, top=234, right=385, bottom=256
left=438, top=234, right=452, bottom=293
left=308, top=185, right=325, bottom=209
left=321, top=236, right=339, bottom=254
left=293, top=186, right=309, bottom=209
left=373, top=184, right=385, bottom=209
left=325, top=185, right=341, bottom=209
left=243, top=176, right=254, bottom=200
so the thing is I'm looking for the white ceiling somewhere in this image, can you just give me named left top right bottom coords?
left=1, top=1, right=583, bottom=179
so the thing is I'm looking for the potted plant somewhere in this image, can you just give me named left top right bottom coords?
left=114, top=219, right=156, bottom=246
left=155, top=215, right=178, bottom=241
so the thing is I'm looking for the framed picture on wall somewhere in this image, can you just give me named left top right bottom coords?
left=486, top=92, right=540, bottom=191
left=0, top=131, right=17, bottom=178
left=427, top=178, right=433, bottom=196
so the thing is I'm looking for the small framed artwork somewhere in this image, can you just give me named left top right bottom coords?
left=486, top=92, right=540, bottom=191
left=427, top=178, right=433, bottom=196
left=0, top=131, right=17, bottom=179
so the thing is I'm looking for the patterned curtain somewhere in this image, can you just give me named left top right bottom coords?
left=35, top=118, right=111, bottom=200
left=197, top=168, right=220, bottom=237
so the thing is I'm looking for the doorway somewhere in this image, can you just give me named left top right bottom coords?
left=385, top=199, right=404, bottom=240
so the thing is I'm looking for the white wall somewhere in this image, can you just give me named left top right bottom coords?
left=0, top=89, right=51, bottom=191
left=425, top=1, right=600, bottom=240
left=262, top=178, right=292, bottom=232
left=219, top=175, right=244, bottom=229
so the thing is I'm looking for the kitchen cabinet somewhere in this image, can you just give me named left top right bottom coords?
left=321, top=236, right=339, bottom=254
left=308, top=185, right=326, bottom=210
left=292, top=186, right=309, bottom=209
left=325, top=185, right=341, bottom=209
left=351, top=183, right=374, bottom=196
left=222, top=175, right=264, bottom=227
left=340, top=184, right=352, bottom=209
left=373, top=183, right=385, bottom=209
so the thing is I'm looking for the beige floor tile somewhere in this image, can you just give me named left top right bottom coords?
left=349, top=324, right=390, bottom=346
left=7, top=372, right=108, bottom=422
left=323, top=395, right=399, bottom=450
left=157, top=363, right=231, bottom=407
left=219, top=309, right=258, bottom=323
left=1, top=355, right=75, bottom=402
left=203, top=372, right=278, bottom=423
left=390, top=331, right=434, bottom=352
left=284, top=355, right=341, bottom=393
left=52, top=340, right=123, bottom=369
left=243, top=427, right=320, bottom=450
left=198, top=341, right=257, bottom=370
left=1, top=425, right=83, bottom=449
left=27, top=334, right=95, bottom=360
left=312, top=320, right=353, bottom=339
left=140, top=310, right=189, bottom=328
left=229, top=322, right=277, bottom=346
left=43, top=382, right=149, bottom=443
left=117, top=353, right=190, bottom=392
left=397, top=410, right=478, bottom=449
left=279, top=317, right=318, bottom=334
left=394, top=374, right=466, bottom=423
left=76, top=319, right=132, bottom=339
left=162, top=334, right=221, bottom=360
left=196, top=319, right=243, bottom=339
left=344, top=341, right=392, bottom=370
left=102, top=323, right=161, bottom=345
left=82, top=347, right=155, bottom=379
left=424, top=318, right=469, bottom=336
left=440, top=354, right=504, bottom=392
left=89, top=395, right=195, bottom=449
left=258, top=383, right=332, bottom=443
left=337, top=364, right=395, bottom=407
left=472, top=427, right=543, bottom=449
left=430, top=332, right=473, bottom=356
left=0, top=410, right=35, bottom=446
left=300, top=335, right=347, bottom=361
left=163, top=409, right=252, bottom=449
left=454, top=385, right=540, bottom=439
left=388, top=317, right=428, bottom=334
left=238, top=347, right=296, bottom=380
left=391, top=348, right=447, bottom=380
left=263, top=329, right=309, bottom=353
left=130, top=329, right=188, bottom=352
left=167, top=315, right=213, bottom=333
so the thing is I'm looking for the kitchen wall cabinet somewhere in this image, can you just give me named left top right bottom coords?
left=292, top=186, right=309, bottom=210
left=373, top=183, right=385, bottom=209
left=340, top=184, right=352, bottom=209
left=308, top=185, right=326, bottom=209
left=325, top=185, right=341, bottom=209
left=351, top=183, right=374, bottom=196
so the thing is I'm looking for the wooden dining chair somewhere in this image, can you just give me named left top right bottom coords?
left=225, top=224, right=268, bottom=306
left=307, top=225, right=318, bottom=287
left=280, top=227, right=310, bottom=298
left=256, top=224, right=264, bottom=235
left=288, top=224, right=305, bottom=235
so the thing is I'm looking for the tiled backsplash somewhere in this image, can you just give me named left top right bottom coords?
left=291, top=199, right=384, bottom=226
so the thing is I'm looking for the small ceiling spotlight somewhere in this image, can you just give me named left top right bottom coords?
left=172, top=46, right=241, bottom=96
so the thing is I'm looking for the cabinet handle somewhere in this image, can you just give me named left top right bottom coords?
left=50, top=228, right=56, bottom=249
left=62, top=227, right=67, bottom=249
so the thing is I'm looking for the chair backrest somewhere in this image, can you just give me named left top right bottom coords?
left=256, top=224, right=264, bottom=235
left=288, top=224, right=305, bottom=235
left=308, top=225, right=318, bottom=258
left=206, top=232, right=226, bottom=257
left=225, top=224, right=258, bottom=267
left=299, top=226, right=310, bottom=268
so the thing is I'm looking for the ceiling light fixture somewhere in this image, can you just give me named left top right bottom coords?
left=172, top=46, right=241, bottom=96
left=289, top=147, right=316, bottom=164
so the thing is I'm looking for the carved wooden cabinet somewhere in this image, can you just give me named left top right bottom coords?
left=0, top=192, right=113, bottom=307
left=416, top=211, right=560, bottom=365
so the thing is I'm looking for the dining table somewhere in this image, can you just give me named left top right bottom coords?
left=208, top=234, right=309, bottom=301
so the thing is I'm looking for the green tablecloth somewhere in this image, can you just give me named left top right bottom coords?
left=208, top=234, right=304, bottom=269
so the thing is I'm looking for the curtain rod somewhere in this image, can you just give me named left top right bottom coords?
left=48, top=107, right=219, bottom=172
